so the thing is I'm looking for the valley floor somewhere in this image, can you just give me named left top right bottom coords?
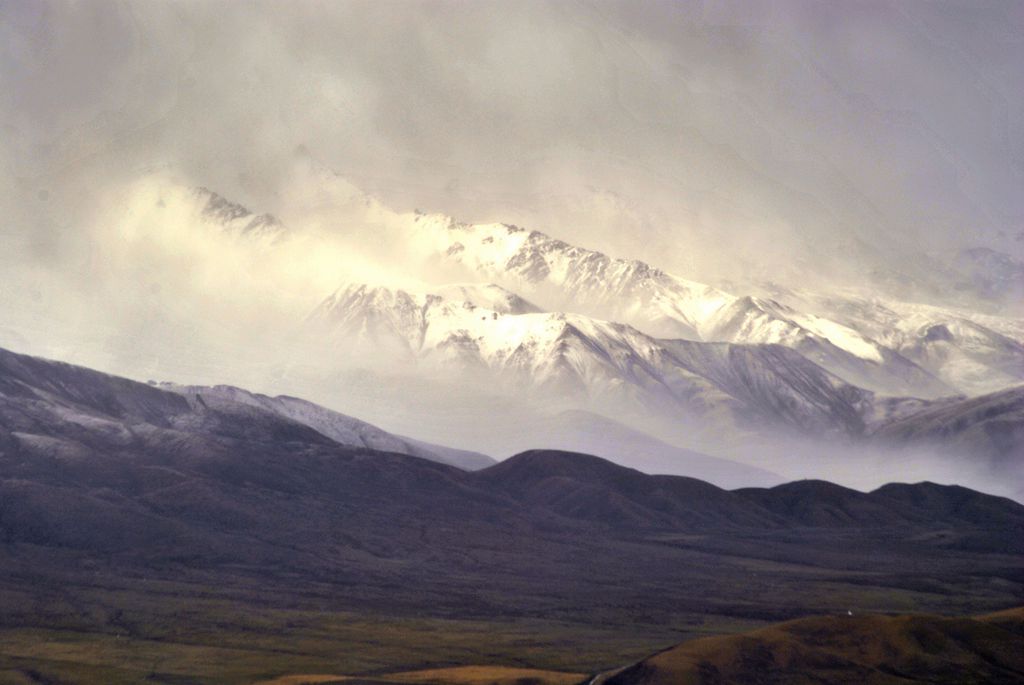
left=0, top=536, right=1020, bottom=685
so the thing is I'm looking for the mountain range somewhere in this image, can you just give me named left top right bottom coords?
left=306, top=280, right=1024, bottom=496
left=1, top=344, right=1022, bottom=683
left=3, top=342, right=1023, bottom=556
left=133, top=168, right=1024, bottom=406
left=44, top=170, right=1014, bottom=498
left=8, top=7, right=1024, bottom=683
left=398, top=206, right=1022, bottom=398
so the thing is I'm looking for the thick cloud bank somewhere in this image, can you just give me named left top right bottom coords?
left=3, top=1, right=1022, bottom=284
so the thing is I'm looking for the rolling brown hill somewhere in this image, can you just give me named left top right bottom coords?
left=599, top=608, right=1024, bottom=685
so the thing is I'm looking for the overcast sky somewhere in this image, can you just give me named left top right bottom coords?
left=2, top=0, right=1022, bottom=295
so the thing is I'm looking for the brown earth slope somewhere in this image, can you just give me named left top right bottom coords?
left=601, top=608, right=1024, bottom=685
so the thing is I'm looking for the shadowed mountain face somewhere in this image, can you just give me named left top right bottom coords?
left=1, top=347, right=1023, bottom=683
left=481, top=451, right=1024, bottom=542
left=873, top=386, right=1024, bottom=469
left=599, top=608, right=1024, bottom=685
left=160, top=383, right=495, bottom=470
left=729, top=479, right=1024, bottom=529
left=0, top=346, right=192, bottom=426
left=1, top=347, right=1022, bottom=549
left=0, top=346, right=492, bottom=471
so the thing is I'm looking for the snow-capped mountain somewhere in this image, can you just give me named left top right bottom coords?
left=310, top=283, right=720, bottom=403
left=408, top=214, right=731, bottom=340
left=5, top=169, right=1022, bottom=496
left=757, top=288, right=1024, bottom=396
left=308, top=279, right=1024, bottom=498
left=309, top=283, right=883, bottom=440
left=114, top=169, right=1019, bottom=403
left=404, top=213, right=971, bottom=398
left=699, top=295, right=953, bottom=398
left=72, top=173, right=1022, bottom=485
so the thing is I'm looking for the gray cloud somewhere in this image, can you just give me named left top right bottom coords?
left=1, top=0, right=1022, bottom=304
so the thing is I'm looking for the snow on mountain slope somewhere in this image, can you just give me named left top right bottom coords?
left=405, top=213, right=953, bottom=398
left=899, top=320, right=1024, bottom=396
left=409, top=214, right=727, bottom=340
left=309, top=283, right=884, bottom=439
left=122, top=174, right=1019, bottom=400
left=160, top=383, right=494, bottom=470
left=761, top=288, right=1024, bottom=396
left=433, top=283, right=541, bottom=315
left=660, top=339, right=874, bottom=436
left=701, top=296, right=954, bottom=398
left=310, top=284, right=731, bottom=412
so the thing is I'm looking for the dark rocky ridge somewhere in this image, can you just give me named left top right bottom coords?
left=0, top=345, right=1022, bottom=682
